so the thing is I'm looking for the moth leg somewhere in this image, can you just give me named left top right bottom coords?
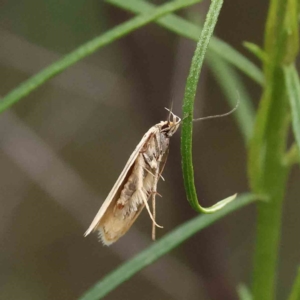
left=151, top=165, right=160, bottom=241
left=150, top=146, right=169, bottom=239
left=150, top=191, right=162, bottom=198
left=142, top=166, right=155, bottom=177
left=143, top=165, right=165, bottom=181
left=139, top=188, right=163, bottom=229
left=152, top=193, right=156, bottom=241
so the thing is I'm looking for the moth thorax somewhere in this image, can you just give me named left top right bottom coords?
left=160, top=133, right=170, bottom=153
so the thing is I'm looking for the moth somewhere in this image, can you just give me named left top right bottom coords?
left=84, top=110, right=181, bottom=245
left=84, top=100, right=239, bottom=245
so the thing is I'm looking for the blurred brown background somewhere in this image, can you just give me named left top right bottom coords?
left=1, top=1, right=299, bottom=299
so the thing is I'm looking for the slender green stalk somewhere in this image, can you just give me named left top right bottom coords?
left=79, top=193, right=256, bottom=300
left=180, top=0, right=238, bottom=213
left=249, top=0, right=297, bottom=299
left=250, top=65, right=289, bottom=300
left=107, top=0, right=264, bottom=85
left=0, top=0, right=203, bottom=113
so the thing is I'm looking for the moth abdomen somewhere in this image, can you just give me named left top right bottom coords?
left=119, top=177, right=137, bottom=202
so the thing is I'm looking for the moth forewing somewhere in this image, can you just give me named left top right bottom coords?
left=84, top=125, right=159, bottom=237
left=85, top=115, right=181, bottom=245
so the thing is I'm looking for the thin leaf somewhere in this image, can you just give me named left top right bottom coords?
left=79, top=193, right=256, bottom=300
left=107, top=0, right=264, bottom=86
left=179, top=0, right=238, bottom=213
left=243, top=42, right=267, bottom=63
left=0, top=0, right=203, bottom=113
left=284, top=64, right=300, bottom=157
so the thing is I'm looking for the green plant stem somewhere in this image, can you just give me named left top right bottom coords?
left=180, top=0, right=238, bottom=213
left=0, top=0, right=203, bottom=114
left=251, top=69, right=289, bottom=300
left=249, top=0, right=291, bottom=299
left=79, top=193, right=256, bottom=300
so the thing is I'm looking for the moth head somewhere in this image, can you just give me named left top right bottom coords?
left=164, top=108, right=181, bottom=137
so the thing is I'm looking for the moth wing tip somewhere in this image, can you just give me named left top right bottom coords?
left=98, top=227, right=115, bottom=246
left=83, top=225, right=95, bottom=237
left=83, top=230, right=90, bottom=237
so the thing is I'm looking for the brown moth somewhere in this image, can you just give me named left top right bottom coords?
left=84, top=111, right=181, bottom=245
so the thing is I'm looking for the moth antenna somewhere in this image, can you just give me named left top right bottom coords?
left=165, top=108, right=180, bottom=124
left=165, top=107, right=175, bottom=120
left=167, top=101, right=174, bottom=122
left=193, top=94, right=240, bottom=122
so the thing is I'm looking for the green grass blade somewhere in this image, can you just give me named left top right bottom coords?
left=107, top=0, right=264, bottom=86
left=243, top=42, right=267, bottom=63
left=0, top=0, right=203, bottom=114
left=79, top=193, right=256, bottom=300
left=284, top=64, right=300, bottom=157
left=288, top=267, right=300, bottom=300
left=180, top=0, right=238, bottom=213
